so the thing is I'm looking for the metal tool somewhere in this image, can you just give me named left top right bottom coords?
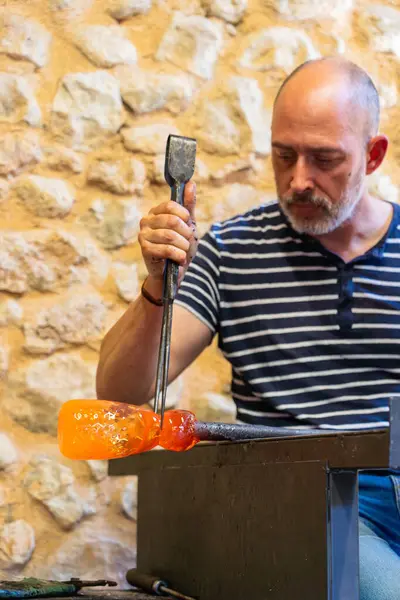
left=193, top=420, right=349, bottom=442
left=154, top=135, right=197, bottom=427
left=126, top=569, right=196, bottom=600
left=0, top=577, right=117, bottom=598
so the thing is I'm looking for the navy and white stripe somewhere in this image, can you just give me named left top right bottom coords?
left=176, top=200, right=400, bottom=430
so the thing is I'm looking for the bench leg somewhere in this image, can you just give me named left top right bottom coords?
left=328, top=470, right=359, bottom=600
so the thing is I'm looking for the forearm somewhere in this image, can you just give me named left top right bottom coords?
left=96, top=279, right=163, bottom=405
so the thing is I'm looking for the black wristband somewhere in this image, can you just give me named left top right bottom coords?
left=141, top=280, right=163, bottom=307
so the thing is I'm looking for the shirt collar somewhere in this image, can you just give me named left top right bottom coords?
left=278, top=201, right=400, bottom=265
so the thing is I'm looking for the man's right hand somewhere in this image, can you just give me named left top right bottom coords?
left=138, top=181, right=198, bottom=287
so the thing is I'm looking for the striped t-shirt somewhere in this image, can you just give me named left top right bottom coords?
left=175, top=200, right=400, bottom=430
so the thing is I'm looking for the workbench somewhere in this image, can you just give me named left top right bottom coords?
left=109, top=399, right=400, bottom=600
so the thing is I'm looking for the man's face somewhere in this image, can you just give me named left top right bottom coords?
left=271, top=84, right=368, bottom=236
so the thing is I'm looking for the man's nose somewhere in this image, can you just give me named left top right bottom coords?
left=290, top=157, right=314, bottom=193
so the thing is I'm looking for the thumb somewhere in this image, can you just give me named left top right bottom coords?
left=184, top=180, right=196, bottom=221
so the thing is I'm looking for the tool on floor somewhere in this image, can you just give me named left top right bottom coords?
left=0, top=577, right=116, bottom=598
left=154, top=135, right=197, bottom=428
left=126, top=569, right=196, bottom=600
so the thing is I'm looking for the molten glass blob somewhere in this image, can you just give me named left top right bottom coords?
left=58, top=400, right=161, bottom=460
left=159, top=409, right=200, bottom=452
left=58, top=400, right=200, bottom=460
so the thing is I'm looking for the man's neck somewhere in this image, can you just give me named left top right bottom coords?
left=311, top=195, right=394, bottom=263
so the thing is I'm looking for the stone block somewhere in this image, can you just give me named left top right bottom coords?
left=0, top=434, right=17, bottom=469
left=112, top=262, right=139, bottom=302
left=51, top=71, right=124, bottom=150
left=265, top=0, right=353, bottom=21
left=0, top=230, right=109, bottom=294
left=238, top=27, right=319, bottom=76
left=15, top=175, right=75, bottom=218
left=156, top=13, right=224, bottom=80
left=6, top=354, right=97, bottom=435
left=84, top=198, right=141, bottom=249
left=107, top=0, right=152, bottom=20
left=358, top=5, right=400, bottom=59
left=193, top=76, right=271, bottom=155
left=202, top=0, right=247, bottom=24
left=74, top=25, right=137, bottom=68
left=88, top=155, right=146, bottom=195
left=122, top=123, right=180, bottom=154
left=24, top=456, right=93, bottom=529
left=0, top=74, right=41, bottom=127
left=0, top=12, right=52, bottom=68
left=23, top=289, right=108, bottom=355
left=115, top=65, right=194, bottom=114
left=0, top=132, right=42, bottom=177
left=0, top=520, right=35, bottom=568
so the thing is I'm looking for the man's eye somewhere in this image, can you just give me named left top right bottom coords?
left=278, top=154, right=295, bottom=161
left=314, top=156, right=335, bottom=166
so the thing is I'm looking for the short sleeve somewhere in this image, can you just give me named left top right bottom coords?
left=175, top=229, right=220, bottom=335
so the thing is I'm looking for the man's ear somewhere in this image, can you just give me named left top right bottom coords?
left=366, top=135, right=389, bottom=175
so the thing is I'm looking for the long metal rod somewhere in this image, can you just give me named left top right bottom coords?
left=160, top=300, right=173, bottom=427
left=154, top=181, right=185, bottom=423
left=193, top=421, right=368, bottom=442
left=153, top=304, right=168, bottom=415
left=160, top=584, right=197, bottom=600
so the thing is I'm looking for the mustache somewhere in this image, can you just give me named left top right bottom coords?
left=285, top=193, right=332, bottom=210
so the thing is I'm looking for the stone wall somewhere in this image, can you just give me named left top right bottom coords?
left=0, top=0, right=399, bottom=584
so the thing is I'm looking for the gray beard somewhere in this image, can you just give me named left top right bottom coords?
left=279, top=184, right=363, bottom=236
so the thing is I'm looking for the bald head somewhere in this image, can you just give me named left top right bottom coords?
left=273, top=58, right=380, bottom=142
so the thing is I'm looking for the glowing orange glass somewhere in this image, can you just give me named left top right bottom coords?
left=58, top=400, right=199, bottom=460
left=159, top=409, right=199, bottom=451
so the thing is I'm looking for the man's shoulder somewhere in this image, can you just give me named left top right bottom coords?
left=212, top=200, right=284, bottom=235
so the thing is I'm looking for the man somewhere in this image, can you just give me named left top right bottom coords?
left=97, top=57, right=400, bottom=599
